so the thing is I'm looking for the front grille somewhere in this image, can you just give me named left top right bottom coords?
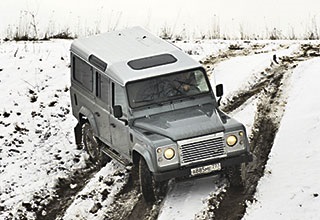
left=178, top=133, right=226, bottom=166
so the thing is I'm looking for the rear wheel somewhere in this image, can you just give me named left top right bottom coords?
left=82, top=122, right=109, bottom=166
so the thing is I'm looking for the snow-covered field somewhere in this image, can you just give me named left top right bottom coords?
left=243, top=57, right=320, bottom=220
left=1, top=38, right=320, bottom=219
left=0, top=40, right=86, bottom=219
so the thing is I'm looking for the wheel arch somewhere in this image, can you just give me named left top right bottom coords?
left=132, top=144, right=156, bottom=173
left=78, top=106, right=99, bottom=136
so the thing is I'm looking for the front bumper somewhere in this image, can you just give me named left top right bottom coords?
left=153, top=152, right=253, bottom=182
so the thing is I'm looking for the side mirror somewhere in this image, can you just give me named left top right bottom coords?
left=216, top=84, right=224, bottom=97
left=216, top=84, right=224, bottom=107
left=113, top=105, right=123, bottom=119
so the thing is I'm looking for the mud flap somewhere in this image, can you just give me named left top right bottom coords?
left=74, top=122, right=82, bottom=147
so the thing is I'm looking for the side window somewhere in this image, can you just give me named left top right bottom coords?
left=112, top=82, right=127, bottom=116
left=73, top=56, right=93, bottom=91
left=194, top=70, right=210, bottom=92
left=96, top=72, right=109, bottom=103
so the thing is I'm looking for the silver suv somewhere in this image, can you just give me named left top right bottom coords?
left=70, top=27, right=252, bottom=202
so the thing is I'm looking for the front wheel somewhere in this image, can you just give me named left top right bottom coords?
left=82, top=122, right=109, bottom=167
left=138, top=158, right=169, bottom=203
left=139, top=158, right=157, bottom=203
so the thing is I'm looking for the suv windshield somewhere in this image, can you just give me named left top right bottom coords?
left=127, top=68, right=211, bottom=108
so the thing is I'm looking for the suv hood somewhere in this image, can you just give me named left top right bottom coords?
left=133, top=105, right=224, bottom=141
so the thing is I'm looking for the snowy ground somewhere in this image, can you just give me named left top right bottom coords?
left=243, top=57, right=320, bottom=220
left=0, top=40, right=86, bottom=219
left=1, top=39, right=320, bottom=219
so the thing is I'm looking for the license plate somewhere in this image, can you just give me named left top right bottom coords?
left=191, top=163, right=221, bottom=176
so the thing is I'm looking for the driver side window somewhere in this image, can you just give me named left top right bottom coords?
left=112, top=82, right=128, bottom=117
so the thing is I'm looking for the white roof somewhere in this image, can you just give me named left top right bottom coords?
left=71, top=26, right=201, bottom=86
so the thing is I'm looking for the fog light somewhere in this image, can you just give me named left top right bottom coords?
left=164, top=148, right=175, bottom=160
left=226, top=135, right=237, bottom=147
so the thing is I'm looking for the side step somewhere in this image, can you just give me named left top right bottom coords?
left=101, top=146, right=130, bottom=166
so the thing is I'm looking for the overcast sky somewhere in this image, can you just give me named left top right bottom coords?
left=1, top=0, right=320, bottom=38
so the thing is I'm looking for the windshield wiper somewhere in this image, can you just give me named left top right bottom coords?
left=134, top=98, right=154, bottom=104
left=134, top=98, right=164, bottom=106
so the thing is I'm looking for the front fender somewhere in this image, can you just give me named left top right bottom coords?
left=133, top=143, right=156, bottom=173
left=79, top=106, right=99, bottom=136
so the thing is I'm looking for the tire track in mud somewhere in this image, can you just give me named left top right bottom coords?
left=102, top=183, right=142, bottom=220
left=205, top=44, right=320, bottom=220
left=34, top=162, right=99, bottom=220
left=101, top=175, right=162, bottom=220
left=201, top=42, right=288, bottom=76
left=211, top=67, right=287, bottom=220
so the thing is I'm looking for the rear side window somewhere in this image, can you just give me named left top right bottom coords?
left=73, top=56, right=93, bottom=91
left=96, top=72, right=109, bottom=103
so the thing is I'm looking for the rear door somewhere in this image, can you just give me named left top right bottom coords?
left=71, top=55, right=96, bottom=119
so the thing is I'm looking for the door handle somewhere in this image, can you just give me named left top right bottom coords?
left=110, top=123, right=116, bottom=128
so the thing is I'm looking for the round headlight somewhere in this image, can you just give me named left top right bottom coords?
left=164, top=148, right=175, bottom=160
left=226, top=135, right=237, bottom=147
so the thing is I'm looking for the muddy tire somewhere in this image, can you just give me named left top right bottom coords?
left=139, top=158, right=158, bottom=203
left=226, top=165, right=243, bottom=187
left=130, top=164, right=140, bottom=188
left=82, top=122, right=109, bottom=167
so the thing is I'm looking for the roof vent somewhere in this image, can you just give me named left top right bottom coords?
left=127, top=53, right=177, bottom=70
